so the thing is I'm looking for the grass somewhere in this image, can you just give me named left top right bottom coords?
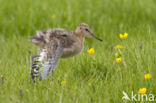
left=0, top=0, right=156, bottom=102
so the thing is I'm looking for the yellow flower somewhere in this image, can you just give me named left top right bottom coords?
left=116, top=57, right=122, bottom=63
left=120, top=32, right=128, bottom=39
left=88, top=48, right=94, bottom=54
left=52, top=14, right=56, bottom=19
left=115, top=53, right=119, bottom=57
left=115, top=45, right=124, bottom=49
left=61, top=80, right=66, bottom=85
left=139, top=88, right=147, bottom=94
left=144, top=74, right=151, bottom=80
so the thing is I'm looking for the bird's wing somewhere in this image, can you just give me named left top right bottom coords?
left=41, top=38, right=64, bottom=79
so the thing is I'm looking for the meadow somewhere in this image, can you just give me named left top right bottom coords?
left=0, top=0, right=156, bottom=103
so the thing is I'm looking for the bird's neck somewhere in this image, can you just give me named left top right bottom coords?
left=75, top=32, right=85, bottom=45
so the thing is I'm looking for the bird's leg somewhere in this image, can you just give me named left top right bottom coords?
left=30, top=55, right=40, bottom=82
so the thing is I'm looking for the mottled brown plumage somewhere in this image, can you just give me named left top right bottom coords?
left=30, top=23, right=102, bottom=80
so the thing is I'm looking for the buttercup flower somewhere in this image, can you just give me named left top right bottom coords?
left=120, top=32, right=128, bottom=39
left=61, top=80, right=66, bottom=85
left=88, top=48, right=95, bottom=54
left=139, top=88, right=147, bottom=94
left=116, top=57, right=122, bottom=63
left=115, top=45, right=124, bottom=49
left=144, top=74, right=151, bottom=80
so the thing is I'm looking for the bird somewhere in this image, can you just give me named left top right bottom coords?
left=30, top=23, right=102, bottom=81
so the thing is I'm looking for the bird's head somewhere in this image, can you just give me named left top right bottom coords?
left=75, top=23, right=102, bottom=41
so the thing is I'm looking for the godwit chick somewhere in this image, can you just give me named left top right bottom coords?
left=30, top=23, right=102, bottom=81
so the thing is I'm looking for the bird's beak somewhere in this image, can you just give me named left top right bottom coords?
left=90, top=32, right=103, bottom=41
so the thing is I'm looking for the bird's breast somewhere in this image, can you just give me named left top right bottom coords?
left=61, top=42, right=83, bottom=58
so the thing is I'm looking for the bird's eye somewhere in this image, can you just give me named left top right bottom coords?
left=85, top=29, right=89, bottom=31
left=62, top=34, right=67, bottom=37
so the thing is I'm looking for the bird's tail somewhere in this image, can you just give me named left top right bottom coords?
left=30, top=36, right=45, bottom=48
left=30, top=31, right=47, bottom=47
